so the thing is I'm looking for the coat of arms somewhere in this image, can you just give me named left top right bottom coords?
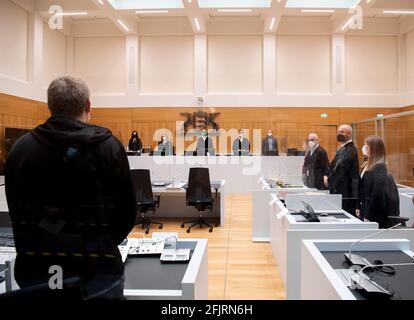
left=180, top=111, right=220, bottom=132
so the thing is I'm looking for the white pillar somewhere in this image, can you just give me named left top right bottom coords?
left=194, top=34, right=207, bottom=100
left=126, top=34, right=139, bottom=96
left=27, top=12, right=43, bottom=99
left=332, top=34, right=345, bottom=97
left=263, top=34, right=276, bottom=95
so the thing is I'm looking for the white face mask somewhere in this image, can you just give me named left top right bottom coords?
left=308, top=141, right=316, bottom=149
left=362, top=145, right=369, bottom=157
left=162, top=137, right=167, bottom=142
left=238, top=134, right=243, bottom=139
left=267, top=133, right=272, bottom=137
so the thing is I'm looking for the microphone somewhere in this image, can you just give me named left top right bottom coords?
left=350, top=262, right=414, bottom=298
left=344, top=223, right=402, bottom=267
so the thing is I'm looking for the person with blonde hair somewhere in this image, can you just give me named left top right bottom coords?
left=356, top=136, right=399, bottom=228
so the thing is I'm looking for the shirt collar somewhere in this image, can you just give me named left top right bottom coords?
left=342, top=139, right=353, bottom=147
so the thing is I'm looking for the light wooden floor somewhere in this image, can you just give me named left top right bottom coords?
left=130, top=194, right=286, bottom=300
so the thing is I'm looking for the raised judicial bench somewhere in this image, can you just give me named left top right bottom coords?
left=150, top=179, right=225, bottom=227
left=128, top=156, right=304, bottom=195
left=301, top=239, right=414, bottom=300
left=123, top=238, right=208, bottom=300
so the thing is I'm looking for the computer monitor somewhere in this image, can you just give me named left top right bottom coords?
left=301, top=201, right=320, bottom=222
left=287, top=148, right=298, bottom=156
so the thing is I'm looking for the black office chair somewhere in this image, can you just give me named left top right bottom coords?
left=181, top=168, right=217, bottom=233
left=386, top=174, right=410, bottom=228
left=131, top=169, right=163, bottom=234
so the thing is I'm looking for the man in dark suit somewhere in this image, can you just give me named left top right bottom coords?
left=196, top=129, right=215, bottom=156
left=302, top=133, right=330, bottom=190
left=232, top=129, right=250, bottom=156
left=327, top=124, right=360, bottom=215
left=262, top=129, right=279, bottom=156
left=155, top=134, right=173, bottom=156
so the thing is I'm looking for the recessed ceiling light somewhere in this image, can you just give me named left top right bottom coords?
left=341, top=17, right=354, bottom=31
left=383, top=10, right=414, bottom=15
left=117, top=19, right=129, bottom=32
left=269, top=17, right=276, bottom=30
left=198, top=0, right=270, bottom=8
left=135, top=10, right=169, bottom=13
left=301, top=9, right=336, bottom=13
left=55, top=12, right=88, bottom=16
left=194, top=17, right=201, bottom=31
left=217, top=9, right=253, bottom=12
left=108, top=0, right=183, bottom=10
left=286, top=0, right=360, bottom=9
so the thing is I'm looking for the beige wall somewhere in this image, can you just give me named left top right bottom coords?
left=276, top=35, right=331, bottom=94
left=0, top=0, right=28, bottom=81
left=74, top=36, right=126, bottom=94
left=345, top=36, right=398, bottom=94
left=140, top=36, right=194, bottom=93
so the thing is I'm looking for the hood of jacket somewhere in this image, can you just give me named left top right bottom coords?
left=31, top=116, right=112, bottom=151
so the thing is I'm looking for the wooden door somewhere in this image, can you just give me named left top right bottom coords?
left=310, top=124, right=338, bottom=163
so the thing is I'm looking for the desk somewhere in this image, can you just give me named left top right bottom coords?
left=269, top=195, right=379, bottom=299
left=128, top=156, right=304, bottom=194
left=301, top=239, right=414, bottom=300
left=124, top=238, right=208, bottom=300
left=252, top=178, right=319, bottom=242
left=151, top=180, right=225, bottom=227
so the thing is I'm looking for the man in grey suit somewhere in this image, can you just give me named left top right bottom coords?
left=196, top=129, right=215, bottom=156
left=262, top=129, right=279, bottom=156
left=155, top=134, right=173, bottom=156
left=232, top=129, right=250, bottom=156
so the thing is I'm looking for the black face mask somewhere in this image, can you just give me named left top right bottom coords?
left=337, top=134, right=346, bottom=143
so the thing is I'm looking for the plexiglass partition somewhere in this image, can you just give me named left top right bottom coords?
left=353, top=111, right=414, bottom=187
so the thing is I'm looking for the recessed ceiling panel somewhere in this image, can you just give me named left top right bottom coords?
left=285, top=0, right=361, bottom=9
left=108, top=0, right=184, bottom=10
left=198, top=0, right=271, bottom=8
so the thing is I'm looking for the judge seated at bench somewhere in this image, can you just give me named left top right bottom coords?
left=196, top=129, right=215, bottom=156
left=154, top=135, right=173, bottom=156
left=232, top=129, right=250, bottom=156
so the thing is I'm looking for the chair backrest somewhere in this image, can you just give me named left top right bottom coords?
left=186, top=168, right=212, bottom=203
left=386, top=174, right=400, bottom=216
left=130, top=169, right=154, bottom=205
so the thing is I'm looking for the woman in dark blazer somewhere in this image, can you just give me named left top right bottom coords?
left=128, top=131, right=142, bottom=152
left=356, top=136, right=399, bottom=228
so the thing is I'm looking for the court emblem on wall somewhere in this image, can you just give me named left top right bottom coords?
left=180, top=111, right=220, bottom=132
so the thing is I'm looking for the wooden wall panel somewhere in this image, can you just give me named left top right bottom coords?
left=0, top=92, right=405, bottom=165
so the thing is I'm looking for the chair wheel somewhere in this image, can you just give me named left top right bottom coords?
left=186, top=229, right=190, bottom=233
left=181, top=223, right=185, bottom=228
left=158, top=224, right=163, bottom=229
left=215, top=224, right=219, bottom=227
left=209, top=228, right=213, bottom=233
left=145, top=229, right=149, bottom=234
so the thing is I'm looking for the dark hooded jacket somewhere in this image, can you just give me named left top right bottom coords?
left=5, top=116, right=136, bottom=288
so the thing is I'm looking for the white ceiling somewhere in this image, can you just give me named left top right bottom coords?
left=20, top=0, right=414, bottom=35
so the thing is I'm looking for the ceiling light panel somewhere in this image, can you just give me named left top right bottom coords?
left=198, top=0, right=271, bottom=8
left=108, top=0, right=184, bottom=10
left=285, top=0, right=361, bottom=9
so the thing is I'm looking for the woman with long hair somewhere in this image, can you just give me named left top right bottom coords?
left=128, top=131, right=142, bottom=152
left=356, top=136, right=399, bottom=228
